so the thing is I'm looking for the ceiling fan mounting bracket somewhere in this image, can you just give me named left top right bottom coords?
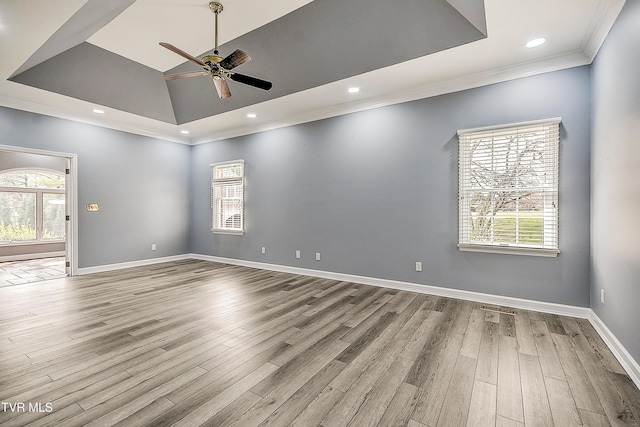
left=209, top=2, right=223, bottom=14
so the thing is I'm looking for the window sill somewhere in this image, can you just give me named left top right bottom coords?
left=458, top=244, right=559, bottom=257
left=211, top=229, right=244, bottom=236
left=0, top=240, right=66, bottom=247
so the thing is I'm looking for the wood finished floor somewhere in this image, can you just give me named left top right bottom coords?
left=0, top=259, right=638, bottom=427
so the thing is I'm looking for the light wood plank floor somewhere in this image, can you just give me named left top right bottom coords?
left=1, top=259, right=638, bottom=426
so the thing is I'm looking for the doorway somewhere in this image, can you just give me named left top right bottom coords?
left=0, top=145, right=77, bottom=281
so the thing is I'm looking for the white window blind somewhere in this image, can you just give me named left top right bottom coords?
left=211, top=160, right=244, bottom=234
left=457, top=118, right=560, bottom=256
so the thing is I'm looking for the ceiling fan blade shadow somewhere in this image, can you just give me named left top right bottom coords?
left=164, top=71, right=209, bottom=81
left=219, top=49, right=251, bottom=70
left=159, top=42, right=206, bottom=67
left=229, top=73, right=272, bottom=91
left=213, top=76, right=232, bottom=99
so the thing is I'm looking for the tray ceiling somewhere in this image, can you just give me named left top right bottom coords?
left=0, top=0, right=626, bottom=143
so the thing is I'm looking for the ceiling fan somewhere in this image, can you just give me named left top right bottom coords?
left=160, top=2, right=272, bottom=99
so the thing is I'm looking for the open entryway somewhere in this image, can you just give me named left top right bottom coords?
left=0, top=145, right=77, bottom=285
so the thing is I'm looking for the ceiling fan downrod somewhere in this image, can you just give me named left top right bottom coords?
left=210, top=2, right=223, bottom=55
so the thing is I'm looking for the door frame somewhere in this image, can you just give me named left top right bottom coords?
left=0, top=144, right=78, bottom=276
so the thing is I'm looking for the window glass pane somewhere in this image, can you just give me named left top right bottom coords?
left=0, top=171, right=65, bottom=189
left=214, top=193, right=243, bottom=230
left=221, top=200, right=242, bottom=229
left=517, top=212, right=544, bottom=244
left=43, top=193, right=66, bottom=240
left=468, top=191, right=493, bottom=242
left=468, top=191, right=545, bottom=246
left=0, top=192, right=37, bottom=242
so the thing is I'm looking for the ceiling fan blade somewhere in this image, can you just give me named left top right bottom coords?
left=219, top=49, right=251, bottom=70
left=159, top=42, right=206, bottom=67
left=213, top=76, right=232, bottom=99
left=229, top=73, right=273, bottom=91
left=164, top=71, right=209, bottom=81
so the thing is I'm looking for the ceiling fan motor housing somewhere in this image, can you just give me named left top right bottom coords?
left=202, top=55, right=223, bottom=64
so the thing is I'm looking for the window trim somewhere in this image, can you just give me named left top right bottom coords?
left=457, top=118, right=561, bottom=257
left=210, top=159, right=245, bottom=235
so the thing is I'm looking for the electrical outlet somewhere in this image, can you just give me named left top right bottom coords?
left=261, top=246, right=266, bottom=254
left=415, top=261, right=422, bottom=272
left=601, top=289, right=605, bottom=304
left=295, top=250, right=301, bottom=259
left=316, top=252, right=321, bottom=261
left=151, top=244, right=156, bottom=251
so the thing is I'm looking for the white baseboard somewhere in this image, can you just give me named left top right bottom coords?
left=588, top=312, right=640, bottom=390
left=191, top=254, right=640, bottom=389
left=76, top=252, right=640, bottom=390
left=76, top=254, right=192, bottom=275
left=190, top=254, right=592, bottom=319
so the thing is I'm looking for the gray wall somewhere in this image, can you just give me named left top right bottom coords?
left=591, top=0, right=640, bottom=363
left=0, top=66, right=594, bottom=307
left=0, top=107, right=191, bottom=268
left=0, top=151, right=67, bottom=258
left=191, top=66, right=592, bottom=307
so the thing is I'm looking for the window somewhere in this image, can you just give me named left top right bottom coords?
left=211, top=160, right=244, bottom=234
left=457, top=118, right=560, bottom=256
left=0, top=169, right=66, bottom=244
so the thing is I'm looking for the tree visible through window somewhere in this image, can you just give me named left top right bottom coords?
left=458, top=119, right=560, bottom=256
left=211, top=160, right=244, bottom=234
left=0, top=170, right=66, bottom=243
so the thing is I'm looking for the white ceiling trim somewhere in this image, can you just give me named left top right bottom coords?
left=0, top=44, right=597, bottom=147
left=581, top=0, right=626, bottom=60
left=192, top=49, right=592, bottom=144
left=0, top=84, right=191, bottom=145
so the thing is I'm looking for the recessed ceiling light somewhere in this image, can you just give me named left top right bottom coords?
left=246, top=113, right=257, bottom=118
left=180, top=130, right=190, bottom=134
left=92, top=109, right=105, bottom=114
left=348, top=87, right=360, bottom=93
left=526, top=37, right=546, bottom=48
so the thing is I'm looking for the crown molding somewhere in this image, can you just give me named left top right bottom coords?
left=194, top=0, right=627, bottom=145
left=0, top=45, right=596, bottom=147
left=195, top=49, right=591, bottom=144
left=0, top=89, right=191, bottom=145
left=581, top=0, right=626, bottom=61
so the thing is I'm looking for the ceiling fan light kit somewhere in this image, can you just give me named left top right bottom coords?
left=160, top=1, right=272, bottom=99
